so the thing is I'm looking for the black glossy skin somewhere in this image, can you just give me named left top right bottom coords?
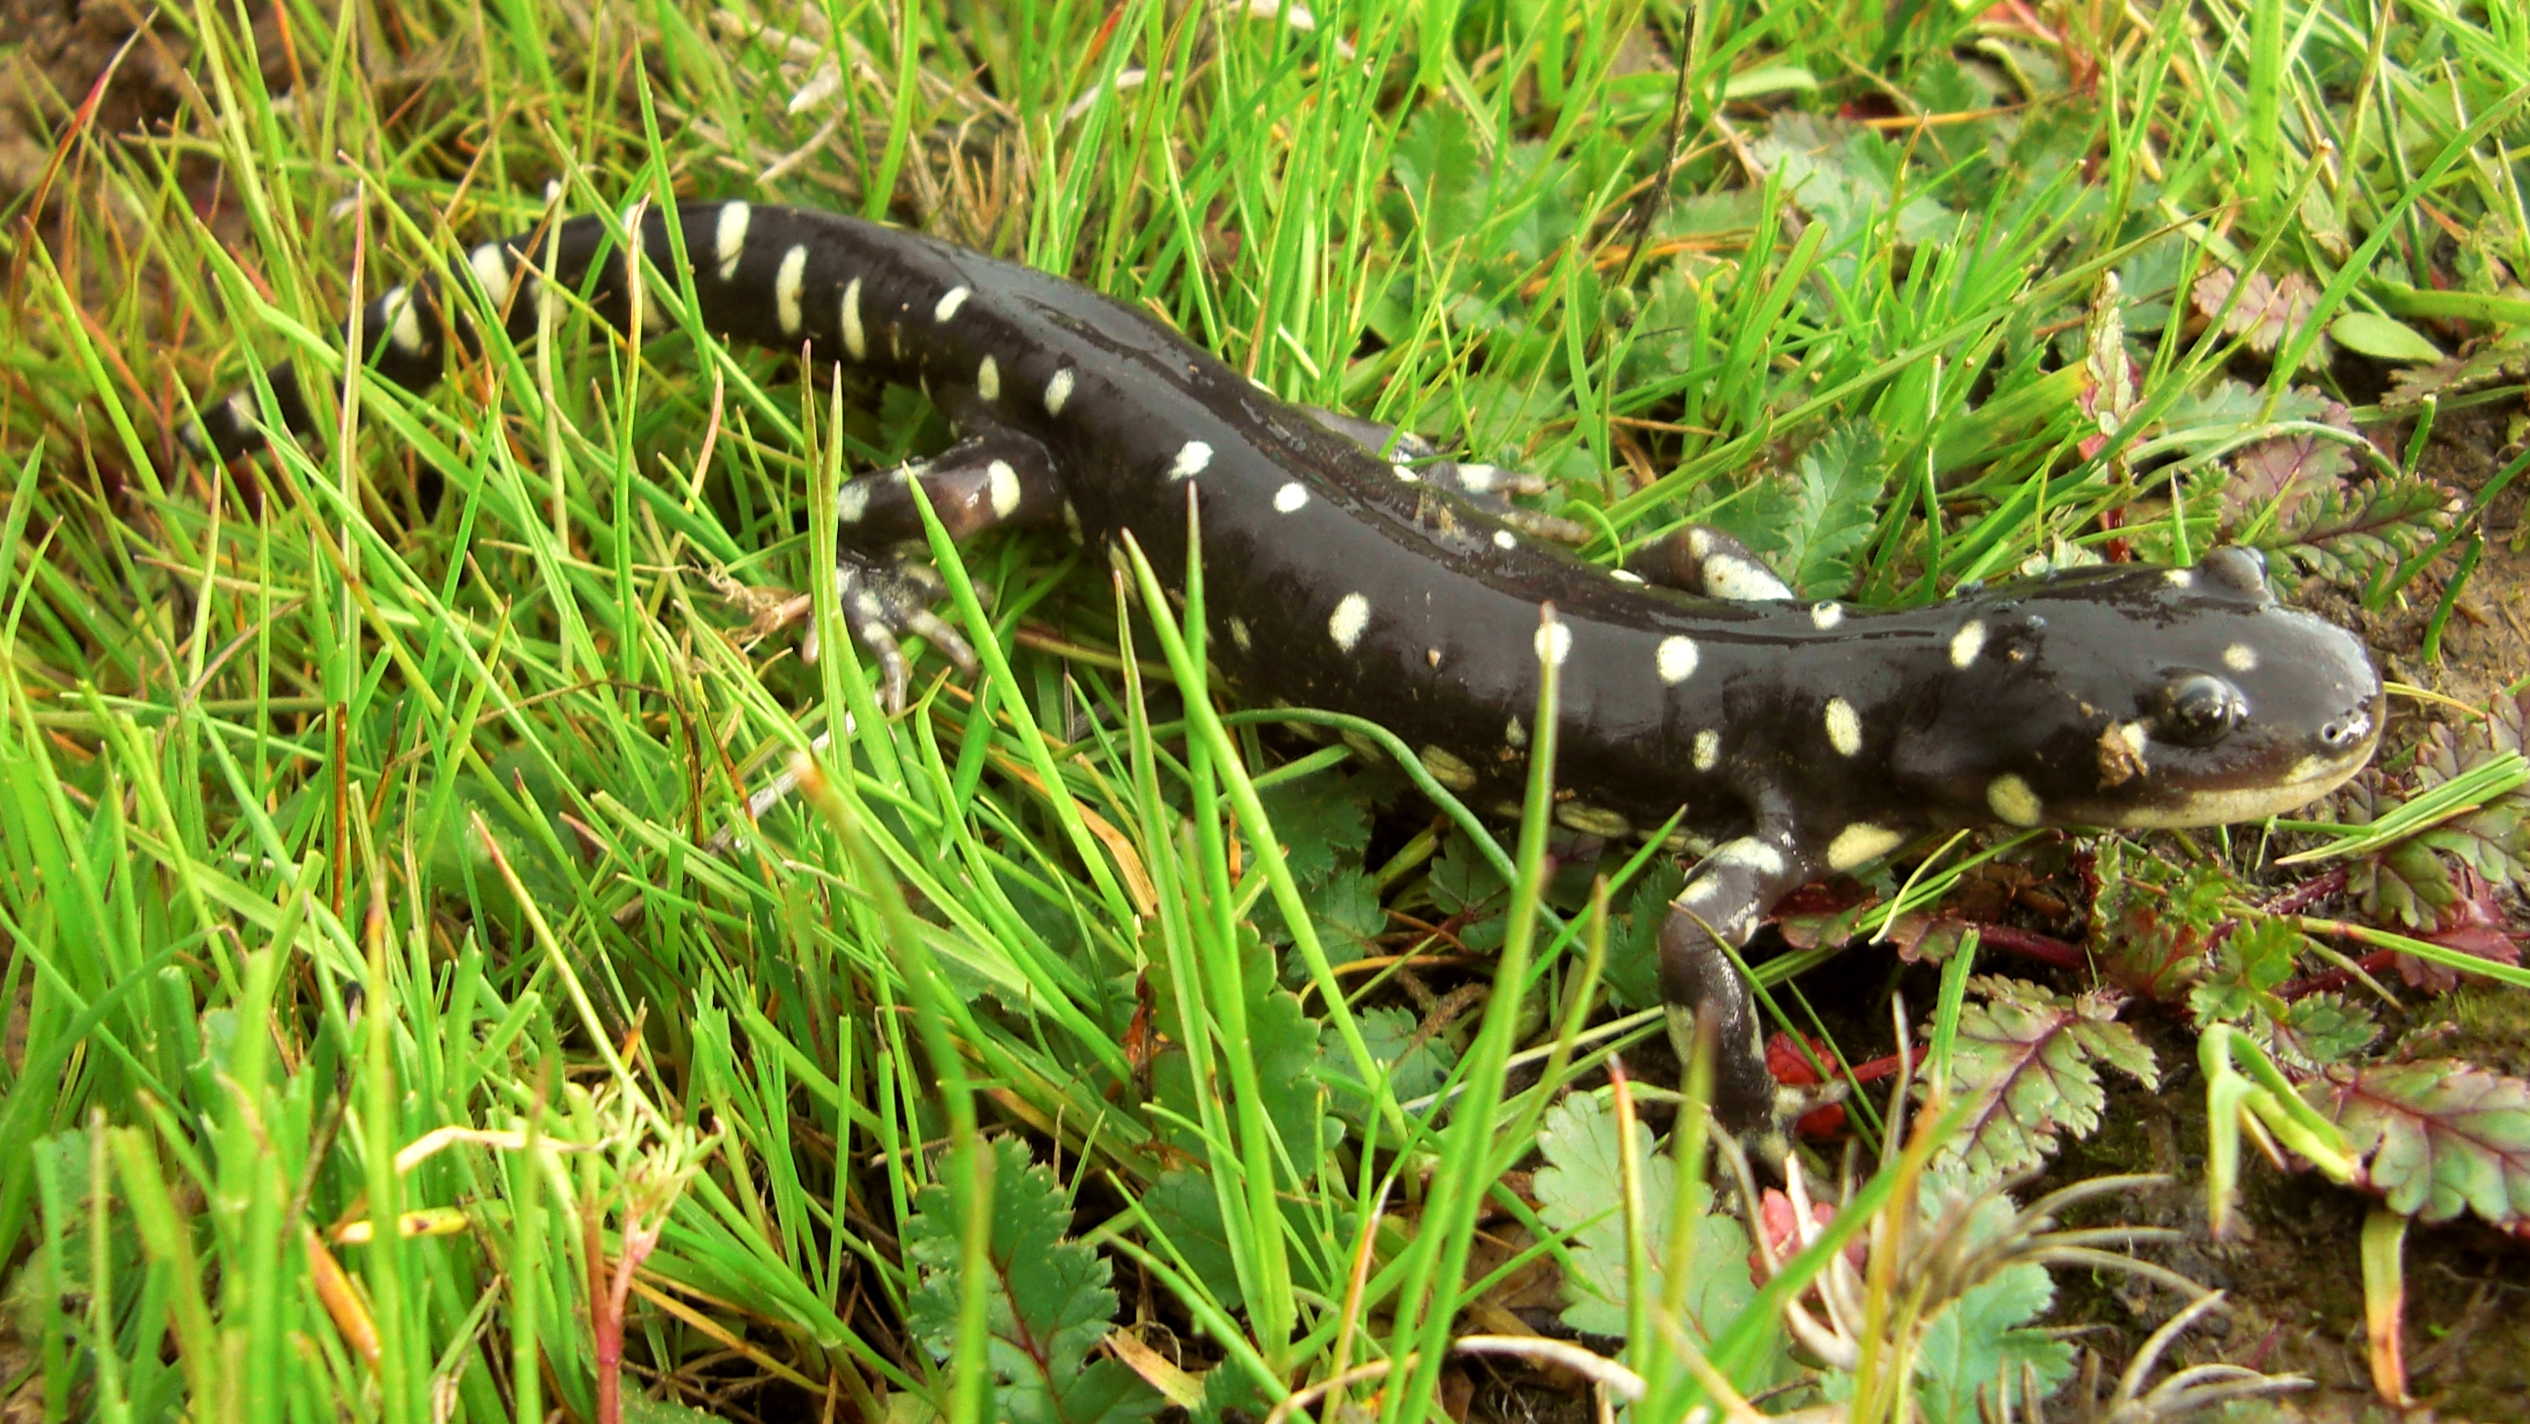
left=187, top=201, right=2387, bottom=1152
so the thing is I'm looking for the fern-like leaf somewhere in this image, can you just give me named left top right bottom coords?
left=906, top=1139, right=1162, bottom=1424
left=2253, top=475, right=2454, bottom=596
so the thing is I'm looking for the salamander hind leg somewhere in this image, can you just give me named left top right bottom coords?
left=1626, top=526, right=1795, bottom=602
left=1304, top=406, right=1589, bottom=544
left=1659, top=830, right=1825, bottom=1168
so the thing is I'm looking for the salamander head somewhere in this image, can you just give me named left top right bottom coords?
left=1899, top=547, right=2382, bottom=832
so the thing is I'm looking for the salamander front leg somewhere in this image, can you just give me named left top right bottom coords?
left=1659, top=830, right=1823, bottom=1167
left=808, top=402, right=1066, bottom=711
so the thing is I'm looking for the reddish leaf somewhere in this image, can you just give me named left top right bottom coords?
left=1922, top=976, right=2159, bottom=1181
left=2305, top=1061, right=2530, bottom=1238
left=2225, top=397, right=2359, bottom=527
left=2193, top=266, right=2322, bottom=361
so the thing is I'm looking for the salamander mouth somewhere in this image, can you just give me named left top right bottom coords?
left=2079, top=703, right=2383, bottom=830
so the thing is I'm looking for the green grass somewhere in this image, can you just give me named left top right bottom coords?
left=1, top=0, right=2526, bottom=1419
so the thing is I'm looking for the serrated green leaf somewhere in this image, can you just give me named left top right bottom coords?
left=1912, top=1261, right=2076, bottom=1424
left=1531, top=1095, right=1757, bottom=1346
left=2254, top=475, right=2454, bottom=595
left=906, top=1139, right=1162, bottom=1424
left=1139, top=1170, right=1243, bottom=1312
left=1332, top=1006, right=1459, bottom=1105
left=2273, top=993, right=2381, bottom=1067
left=2187, top=915, right=2309, bottom=1025
left=1782, top=419, right=1888, bottom=599
left=1255, top=773, right=1372, bottom=892
left=1427, top=832, right=1507, bottom=916
left=2307, top=1060, right=2530, bottom=1235
left=1925, top=977, right=2159, bottom=1182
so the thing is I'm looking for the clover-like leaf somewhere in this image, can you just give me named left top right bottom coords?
left=1924, top=976, right=2159, bottom=1182
left=2304, top=1060, right=2530, bottom=1238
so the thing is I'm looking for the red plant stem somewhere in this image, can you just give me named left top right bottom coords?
left=1965, top=922, right=2084, bottom=969
left=1839, top=1046, right=1917, bottom=1085
left=2278, top=948, right=2401, bottom=1002
left=2259, top=866, right=2351, bottom=916
left=589, top=1199, right=619, bottom=1424
left=2208, top=867, right=2356, bottom=959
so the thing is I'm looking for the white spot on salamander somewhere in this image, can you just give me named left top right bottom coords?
left=1610, top=568, right=1645, bottom=584
left=934, top=285, right=971, bottom=322
left=1703, top=553, right=1791, bottom=601
left=1950, top=619, right=1986, bottom=669
left=976, top=354, right=1000, bottom=401
left=1169, top=441, right=1213, bottom=481
left=987, top=460, right=1022, bottom=519
left=1392, top=461, right=1420, bottom=483
left=774, top=245, right=809, bottom=335
left=1713, top=837, right=1786, bottom=877
left=1810, top=601, right=1844, bottom=630
left=1273, top=482, right=1308, bottom=514
left=469, top=243, right=515, bottom=308
left=714, top=202, right=750, bottom=282
left=1493, top=529, right=1518, bottom=551
left=1328, top=592, right=1369, bottom=651
left=839, top=278, right=866, bottom=360
left=1987, top=774, right=2043, bottom=827
left=2224, top=643, right=2257, bottom=672
left=1692, top=729, right=1720, bottom=771
left=2165, top=568, right=2195, bottom=589
left=1506, top=716, right=1528, bottom=749
left=1044, top=368, right=1074, bottom=415
left=1827, top=822, right=1906, bottom=871
left=837, top=480, right=871, bottom=524
left=1824, top=697, right=1863, bottom=756
left=1534, top=618, right=1572, bottom=667
left=1227, top=617, right=1252, bottom=651
left=1657, top=636, right=1698, bottom=686
left=379, top=286, right=427, bottom=355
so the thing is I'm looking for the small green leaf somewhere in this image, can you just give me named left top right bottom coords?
left=1139, top=1171, right=1243, bottom=1312
left=1255, top=773, right=1372, bottom=892
left=2330, top=312, right=2443, bottom=364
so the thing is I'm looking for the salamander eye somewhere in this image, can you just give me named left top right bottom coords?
left=2158, top=674, right=2245, bottom=747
